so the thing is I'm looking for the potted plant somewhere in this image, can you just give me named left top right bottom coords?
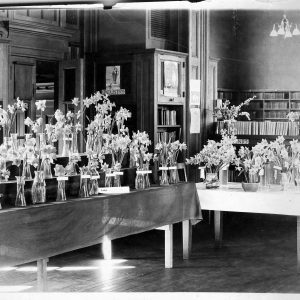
left=234, top=146, right=264, bottom=192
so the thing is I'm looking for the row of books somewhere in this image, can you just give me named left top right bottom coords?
left=216, top=121, right=299, bottom=136
left=158, top=107, right=177, bottom=126
left=290, top=103, right=300, bottom=109
left=157, top=131, right=176, bottom=143
left=264, top=102, right=288, bottom=109
left=291, top=92, right=300, bottom=99
left=265, top=111, right=288, bottom=119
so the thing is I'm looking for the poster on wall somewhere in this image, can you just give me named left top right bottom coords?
left=190, top=107, right=201, bottom=134
left=101, top=65, right=125, bottom=95
left=190, top=79, right=201, bottom=106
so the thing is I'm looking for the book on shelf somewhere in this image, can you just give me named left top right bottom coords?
left=158, top=107, right=177, bottom=126
left=157, top=131, right=176, bottom=143
left=216, top=120, right=299, bottom=136
left=291, top=92, right=300, bottom=100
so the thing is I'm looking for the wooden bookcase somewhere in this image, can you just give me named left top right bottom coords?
left=216, top=89, right=300, bottom=145
left=134, top=49, right=187, bottom=148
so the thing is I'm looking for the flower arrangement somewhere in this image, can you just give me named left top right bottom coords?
left=214, top=96, right=255, bottom=135
left=0, top=98, right=27, bottom=137
left=234, top=146, right=264, bottom=183
left=186, top=132, right=237, bottom=174
left=154, top=140, right=187, bottom=185
left=130, top=131, right=152, bottom=170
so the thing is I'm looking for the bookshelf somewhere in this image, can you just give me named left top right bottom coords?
left=135, top=49, right=187, bottom=147
left=216, top=89, right=300, bottom=145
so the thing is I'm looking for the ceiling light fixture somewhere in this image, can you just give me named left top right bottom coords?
left=270, top=14, right=300, bottom=38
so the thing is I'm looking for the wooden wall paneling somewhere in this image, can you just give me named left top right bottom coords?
left=12, top=9, right=59, bottom=26
left=11, top=59, right=36, bottom=136
left=187, top=9, right=201, bottom=181
left=0, top=39, right=9, bottom=106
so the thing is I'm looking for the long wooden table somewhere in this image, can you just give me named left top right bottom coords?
left=0, top=182, right=201, bottom=291
left=197, top=182, right=300, bottom=270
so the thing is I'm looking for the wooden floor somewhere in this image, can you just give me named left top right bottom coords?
left=1, top=212, right=300, bottom=294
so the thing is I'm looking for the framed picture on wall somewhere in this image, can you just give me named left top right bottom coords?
left=101, top=65, right=125, bottom=95
left=163, top=61, right=179, bottom=97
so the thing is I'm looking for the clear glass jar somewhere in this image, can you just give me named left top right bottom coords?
left=89, top=169, right=99, bottom=195
left=61, top=133, right=72, bottom=157
left=15, top=176, right=26, bottom=207
left=135, top=170, right=145, bottom=190
left=169, top=166, right=179, bottom=184
left=159, top=166, right=169, bottom=186
left=205, top=172, right=219, bottom=189
left=105, top=172, right=114, bottom=187
left=56, top=178, right=67, bottom=202
left=41, top=158, right=52, bottom=179
left=32, top=171, right=46, bottom=204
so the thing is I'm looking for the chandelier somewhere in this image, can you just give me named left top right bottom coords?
left=270, top=14, right=300, bottom=38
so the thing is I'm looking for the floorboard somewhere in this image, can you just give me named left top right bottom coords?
left=0, top=212, right=299, bottom=294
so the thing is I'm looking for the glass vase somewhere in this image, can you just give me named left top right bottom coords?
left=169, top=166, right=179, bottom=184
left=15, top=176, right=26, bottom=207
left=143, top=164, right=151, bottom=189
left=205, top=172, right=219, bottom=189
left=61, top=134, right=72, bottom=157
left=0, top=158, right=6, bottom=182
left=89, top=170, right=99, bottom=195
left=32, top=171, right=46, bottom=204
left=41, top=158, right=52, bottom=179
left=219, top=166, right=228, bottom=186
left=86, top=134, right=94, bottom=153
left=37, top=133, right=46, bottom=150
left=280, top=171, right=294, bottom=191
left=10, top=133, right=18, bottom=153
left=159, top=167, right=169, bottom=186
left=135, top=171, right=145, bottom=190
left=56, top=178, right=67, bottom=202
left=105, top=172, right=114, bottom=187
left=70, top=132, right=79, bottom=154
left=79, top=175, right=90, bottom=198
left=3, top=136, right=11, bottom=152
left=113, top=172, right=123, bottom=187
left=22, top=159, right=32, bottom=180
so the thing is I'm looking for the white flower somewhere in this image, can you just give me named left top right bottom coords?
left=24, top=117, right=33, bottom=127
left=36, top=100, right=46, bottom=111
left=7, top=105, right=15, bottom=114
left=72, top=97, right=80, bottom=106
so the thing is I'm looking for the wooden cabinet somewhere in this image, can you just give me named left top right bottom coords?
left=135, top=49, right=187, bottom=149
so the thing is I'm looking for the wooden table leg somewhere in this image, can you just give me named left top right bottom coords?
left=165, top=224, right=173, bottom=268
left=37, top=258, right=48, bottom=292
left=102, top=236, right=112, bottom=260
left=297, top=216, right=300, bottom=273
left=182, top=220, right=192, bottom=260
left=214, top=211, right=223, bottom=248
